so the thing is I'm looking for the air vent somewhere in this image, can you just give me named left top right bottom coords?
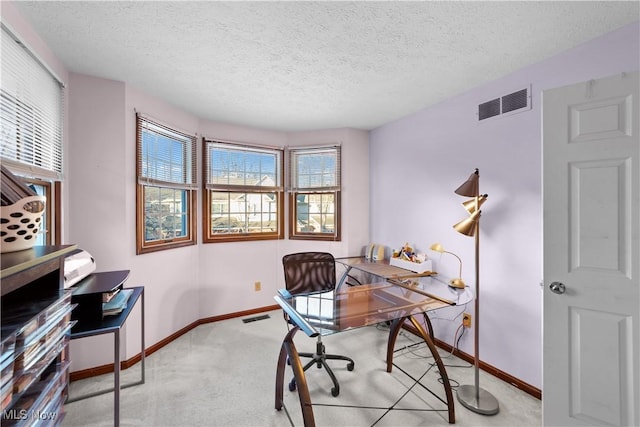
left=478, top=98, right=500, bottom=120
left=478, top=86, right=531, bottom=121
left=502, top=88, right=528, bottom=113
left=242, top=314, right=270, bottom=323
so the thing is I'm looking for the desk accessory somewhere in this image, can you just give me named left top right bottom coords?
left=364, top=243, right=385, bottom=261
left=64, top=249, right=97, bottom=288
left=429, top=243, right=466, bottom=289
left=0, top=166, right=46, bottom=253
left=70, top=270, right=130, bottom=322
left=452, top=168, right=499, bottom=415
left=390, top=242, right=432, bottom=272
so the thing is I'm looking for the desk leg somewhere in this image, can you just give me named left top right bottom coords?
left=407, top=315, right=455, bottom=424
left=114, top=330, right=120, bottom=427
left=422, top=312, right=434, bottom=338
left=275, top=326, right=315, bottom=427
left=386, top=318, right=404, bottom=372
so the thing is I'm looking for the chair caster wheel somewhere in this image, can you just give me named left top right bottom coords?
left=331, top=387, right=340, bottom=397
left=347, top=362, right=355, bottom=371
left=288, top=379, right=296, bottom=392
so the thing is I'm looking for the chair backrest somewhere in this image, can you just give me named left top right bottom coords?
left=282, top=252, right=336, bottom=295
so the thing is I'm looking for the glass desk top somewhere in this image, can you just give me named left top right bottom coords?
left=275, top=276, right=472, bottom=337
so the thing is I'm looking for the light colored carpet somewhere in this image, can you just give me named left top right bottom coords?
left=63, top=310, right=541, bottom=426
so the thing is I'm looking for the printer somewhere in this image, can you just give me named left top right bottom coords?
left=64, top=249, right=96, bottom=288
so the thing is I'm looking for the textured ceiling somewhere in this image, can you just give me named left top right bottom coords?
left=10, top=1, right=640, bottom=132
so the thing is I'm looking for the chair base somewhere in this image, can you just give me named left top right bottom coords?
left=289, top=338, right=354, bottom=397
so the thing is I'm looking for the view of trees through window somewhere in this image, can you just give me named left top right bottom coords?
left=144, top=186, right=187, bottom=241
left=295, top=192, right=335, bottom=234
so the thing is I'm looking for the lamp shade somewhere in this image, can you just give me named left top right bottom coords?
left=430, top=243, right=445, bottom=253
left=455, top=169, right=479, bottom=197
left=453, top=210, right=481, bottom=236
left=462, top=194, right=488, bottom=214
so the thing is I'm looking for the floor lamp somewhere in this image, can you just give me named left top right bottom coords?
left=452, top=168, right=499, bottom=415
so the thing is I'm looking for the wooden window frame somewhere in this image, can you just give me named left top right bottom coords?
left=19, top=177, right=61, bottom=246
left=203, top=140, right=284, bottom=243
left=288, top=145, right=341, bottom=241
left=288, top=190, right=341, bottom=241
left=135, top=113, right=197, bottom=254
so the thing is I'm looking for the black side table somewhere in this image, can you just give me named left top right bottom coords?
left=67, top=270, right=145, bottom=427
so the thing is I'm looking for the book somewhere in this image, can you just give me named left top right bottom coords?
left=102, top=289, right=133, bottom=317
left=102, top=289, right=120, bottom=303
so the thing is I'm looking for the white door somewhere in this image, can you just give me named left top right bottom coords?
left=543, top=72, right=639, bottom=426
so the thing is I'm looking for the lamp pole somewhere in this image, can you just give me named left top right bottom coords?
left=455, top=169, right=499, bottom=415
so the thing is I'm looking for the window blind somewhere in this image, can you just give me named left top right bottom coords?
left=0, top=25, right=64, bottom=179
left=288, top=145, right=341, bottom=192
left=204, top=140, right=283, bottom=191
left=136, top=113, right=197, bottom=189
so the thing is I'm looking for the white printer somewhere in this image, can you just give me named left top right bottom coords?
left=64, top=249, right=96, bottom=288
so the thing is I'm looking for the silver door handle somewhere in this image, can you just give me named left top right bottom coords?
left=549, top=282, right=566, bottom=294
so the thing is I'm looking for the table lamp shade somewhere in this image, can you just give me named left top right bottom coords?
left=429, top=243, right=445, bottom=253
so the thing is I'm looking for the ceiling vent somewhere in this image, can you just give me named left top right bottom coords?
left=478, top=85, right=531, bottom=122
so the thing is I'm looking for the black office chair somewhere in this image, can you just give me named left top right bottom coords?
left=282, top=252, right=355, bottom=397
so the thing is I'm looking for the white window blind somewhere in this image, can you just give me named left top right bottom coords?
left=289, top=145, right=341, bottom=192
left=204, top=140, right=283, bottom=191
left=0, top=25, right=64, bottom=179
left=136, top=114, right=197, bottom=189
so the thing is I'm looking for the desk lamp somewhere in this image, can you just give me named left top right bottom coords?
left=429, top=243, right=465, bottom=289
left=453, top=169, right=499, bottom=416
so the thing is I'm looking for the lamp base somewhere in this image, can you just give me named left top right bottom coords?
left=456, top=384, right=499, bottom=415
left=448, top=278, right=466, bottom=289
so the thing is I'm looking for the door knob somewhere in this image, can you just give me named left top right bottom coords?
left=549, top=282, right=566, bottom=294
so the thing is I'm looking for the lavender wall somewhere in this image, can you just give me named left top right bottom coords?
left=369, top=21, right=640, bottom=389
